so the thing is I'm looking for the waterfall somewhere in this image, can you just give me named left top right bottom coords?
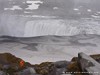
left=0, top=14, right=100, bottom=37
left=24, top=19, right=100, bottom=37
left=24, top=20, right=79, bottom=37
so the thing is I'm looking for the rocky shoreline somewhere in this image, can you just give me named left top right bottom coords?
left=0, top=53, right=100, bottom=75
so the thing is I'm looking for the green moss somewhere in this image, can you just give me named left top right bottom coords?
left=34, top=62, right=55, bottom=75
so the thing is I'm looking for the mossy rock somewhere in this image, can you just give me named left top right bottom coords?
left=67, top=61, right=82, bottom=75
left=0, top=53, right=22, bottom=64
left=71, top=57, right=78, bottom=62
left=24, top=62, right=32, bottom=67
left=0, top=53, right=26, bottom=71
left=34, top=62, right=56, bottom=75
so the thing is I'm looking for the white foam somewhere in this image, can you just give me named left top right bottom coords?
left=73, top=8, right=79, bottom=11
left=0, top=14, right=100, bottom=37
left=53, top=7, right=59, bottom=10
left=26, top=1, right=43, bottom=10
left=4, top=5, right=22, bottom=10
left=87, top=9, right=92, bottom=12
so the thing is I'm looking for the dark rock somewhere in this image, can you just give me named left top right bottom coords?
left=0, top=53, right=26, bottom=75
left=78, top=52, right=100, bottom=75
left=54, top=61, right=70, bottom=75
left=24, top=62, right=33, bottom=67
left=71, top=54, right=100, bottom=63
left=61, top=74, right=72, bottom=75
left=0, top=53, right=25, bottom=69
left=66, top=62, right=82, bottom=75
left=15, top=67, right=38, bottom=75
left=90, top=54, right=100, bottom=63
left=56, top=68, right=67, bottom=75
left=71, top=57, right=78, bottom=62
left=95, top=59, right=100, bottom=63
left=54, top=61, right=70, bottom=68
left=34, top=62, right=56, bottom=75
left=0, top=71, right=6, bottom=75
left=0, top=53, right=100, bottom=75
left=65, top=53, right=100, bottom=75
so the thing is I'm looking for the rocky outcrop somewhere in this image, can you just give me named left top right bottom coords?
left=78, top=52, right=100, bottom=75
left=66, top=53, right=100, bottom=75
left=0, top=53, right=69, bottom=75
left=0, top=53, right=38, bottom=75
left=0, top=54, right=24, bottom=70
left=0, top=53, right=100, bottom=75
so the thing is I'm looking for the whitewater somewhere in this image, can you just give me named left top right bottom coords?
left=0, top=14, right=100, bottom=64
left=0, top=14, right=100, bottom=37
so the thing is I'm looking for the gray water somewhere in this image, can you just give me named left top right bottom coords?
left=0, top=14, right=100, bottom=37
left=0, top=0, right=100, bottom=37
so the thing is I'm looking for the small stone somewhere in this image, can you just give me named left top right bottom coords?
left=54, top=61, right=70, bottom=68
left=0, top=71, right=6, bottom=75
left=16, top=67, right=36, bottom=75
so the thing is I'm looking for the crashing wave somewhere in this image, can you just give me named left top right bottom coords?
left=0, top=14, right=100, bottom=37
left=24, top=19, right=100, bottom=37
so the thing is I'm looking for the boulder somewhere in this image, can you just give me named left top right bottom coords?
left=34, top=62, right=56, bottom=75
left=15, top=67, right=38, bottom=75
left=0, top=53, right=25, bottom=70
left=78, top=52, right=100, bottom=75
left=54, top=61, right=70, bottom=68
left=54, top=61, right=70, bottom=75
left=0, top=71, right=6, bottom=75
left=66, top=62, right=82, bottom=75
